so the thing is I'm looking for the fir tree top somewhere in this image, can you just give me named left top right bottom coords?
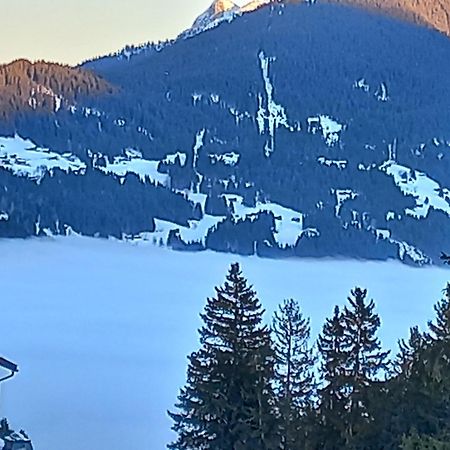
left=394, top=326, right=425, bottom=378
left=428, top=283, right=450, bottom=342
left=199, top=262, right=269, bottom=353
left=169, top=263, right=276, bottom=450
left=342, top=287, right=390, bottom=382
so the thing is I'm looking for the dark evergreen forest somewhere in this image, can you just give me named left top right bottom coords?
left=1, top=2, right=450, bottom=265
left=169, top=262, right=450, bottom=449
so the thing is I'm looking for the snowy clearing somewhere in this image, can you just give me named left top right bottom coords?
left=380, top=161, right=450, bottom=219
left=93, top=149, right=169, bottom=186
left=0, top=135, right=86, bottom=181
left=0, top=237, right=449, bottom=450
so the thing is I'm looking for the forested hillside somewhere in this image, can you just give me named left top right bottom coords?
left=1, top=1, right=450, bottom=265
left=0, top=59, right=113, bottom=120
left=327, top=0, right=450, bottom=37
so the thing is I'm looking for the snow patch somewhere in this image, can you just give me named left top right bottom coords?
left=380, top=161, right=450, bottom=219
left=188, top=0, right=270, bottom=38
left=93, top=150, right=169, bottom=186
left=375, top=82, right=389, bottom=102
left=163, top=152, right=187, bottom=167
left=391, top=239, right=430, bottom=266
left=82, top=107, right=103, bottom=118
left=0, top=135, right=86, bottom=182
left=386, top=211, right=398, bottom=221
left=114, top=118, right=126, bottom=127
left=127, top=215, right=225, bottom=247
left=333, top=189, right=358, bottom=217
left=28, top=84, right=64, bottom=113
left=137, top=126, right=153, bottom=140
left=318, top=157, right=347, bottom=169
left=193, top=130, right=205, bottom=169
left=375, top=229, right=391, bottom=240
left=308, top=115, right=345, bottom=146
left=257, top=51, right=297, bottom=157
left=229, top=107, right=252, bottom=125
left=223, top=194, right=305, bottom=248
left=358, top=163, right=377, bottom=171
left=353, top=78, right=370, bottom=92
left=209, top=152, right=240, bottom=166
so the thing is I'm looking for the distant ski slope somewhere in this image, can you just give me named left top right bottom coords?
left=0, top=237, right=449, bottom=450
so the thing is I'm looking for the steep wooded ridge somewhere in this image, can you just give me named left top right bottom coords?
left=328, top=0, right=450, bottom=37
left=0, top=59, right=113, bottom=120
left=1, top=1, right=450, bottom=266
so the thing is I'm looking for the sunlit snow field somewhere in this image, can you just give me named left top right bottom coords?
left=1, top=237, right=449, bottom=450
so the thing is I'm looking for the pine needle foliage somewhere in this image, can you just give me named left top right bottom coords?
left=168, top=263, right=276, bottom=450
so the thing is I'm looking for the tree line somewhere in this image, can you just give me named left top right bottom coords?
left=168, top=263, right=450, bottom=449
left=0, top=59, right=112, bottom=121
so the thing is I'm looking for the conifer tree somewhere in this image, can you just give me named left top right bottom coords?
left=272, top=298, right=316, bottom=449
left=385, top=304, right=450, bottom=449
left=440, top=252, right=450, bottom=265
left=426, top=285, right=450, bottom=393
left=315, top=306, right=348, bottom=448
left=340, top=287, right=390, bottom=445
left=168, top=263, right=276, bottom=450
left=315, top=289, right=390, bottom=448
left=427, top=283, right=450, bottom=344
left=377, top=327, right=429, bottom=449
left=412, top=283, right=450, bottom=441
left=394, top=326, right=425, bottom=379
left=401, top=430, right=450, bottom=450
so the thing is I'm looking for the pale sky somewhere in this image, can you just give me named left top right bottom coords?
left=0, top=0, right=247, bottom=66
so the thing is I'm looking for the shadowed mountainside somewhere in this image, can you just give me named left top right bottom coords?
left=1, top=2, right=450, bottom=266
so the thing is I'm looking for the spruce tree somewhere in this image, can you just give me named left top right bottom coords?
left=384, top=287, right=450, bottom=449
left=272, top=298, right=316, bottom=449
left=315, top=289, right=390, bottom=448
left=413, top=283, right=450, bottom=441
left=427, top=284, right=450, bottom=344
left=315, top=306, right=348, bottom=449
left=379, top=327, right=428, bottom=449
left=394, top=326, right=425, bottom=379
left=168, top=263, right=276, bottom=450
left=340, top=287, right=390, bottom=445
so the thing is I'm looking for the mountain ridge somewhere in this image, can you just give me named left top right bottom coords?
left=0, top=59, right=113, bottom=120
left=325, top=0, right=450, bottom=36
left=1, top=2, right=450, bottom=266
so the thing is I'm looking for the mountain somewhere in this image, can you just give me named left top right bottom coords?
left=192, top=0, right=273, bottom=29
left=92, top=0, right=271, bottom=63
left=1, top=1, right=450, bottom=266
left=192, top=0, right=239, bottom=30
left=329, top=0, right=450, bottom=37
left=0, top=59, right=113, bottom=120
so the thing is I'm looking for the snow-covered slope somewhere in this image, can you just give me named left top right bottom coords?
left=1, top=237, right=449, bottom=450
left=3, top=2, right=450, bottom=265
left=0, top=135, right=86, bottom=181
left=192, top=0, right=239, bottom=30
left=183, top=0, right=271, bottom=39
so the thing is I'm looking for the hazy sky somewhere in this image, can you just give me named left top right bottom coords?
left=0, top=0, right=247, bottom=66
